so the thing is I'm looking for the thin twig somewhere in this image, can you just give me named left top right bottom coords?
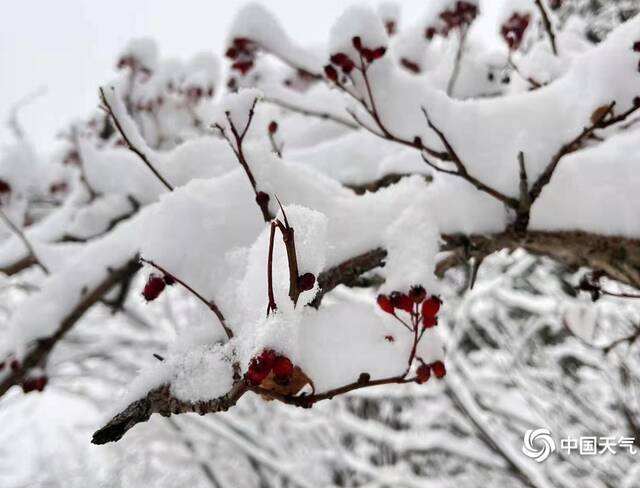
left=421, top=107, right=519, bottom=208
left=263, top=96, right=359, bottom=129
left=534, top=0, right=558, bottom=56
left=447, top=27, right=469, bottom=96
left=213, top=98, right=273, bottom=222
left=140, top=258, right=233, bottom=340
left=99, top=87, right=174, bottom=192
left=0, top=208, right=48, bottom=274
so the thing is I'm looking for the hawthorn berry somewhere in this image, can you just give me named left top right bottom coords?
left=0, top=361, right=4, bottom=371
left=273, top=356, right=294, bottom=381
left=372, top=47, right=387, bottom=60
left=225, top=47, right=238, bottom=59
left=377, top=294, right=395, bottom=314
left=409, top=286, right=426, bottom=304
left=633, top=41, right=640, bottom=52
left=10, top=359, right=20, bottom=372
left=298, top=272, right=316, bottom=292
left=416, top=364, right=431, bottom=384
left=142, top=274, right=166, bottom=302
left=384, top=335, right=395, bottom=342
left=391, top=292, right=413, bottom=313
left=330, top=52, right=350, bottom=66
left=423, top=315, right=437, bottom=329
left=431, top=361, right=446, bottom=379
left=352, top=36, right=362, bottom=50
left=422, top=296, right=441, bottom=317
left=425, top=27, right=437, bottom=40
left=163, top=274, right=176, bottom=286
left=0, top=179, right=10, bottom=194
left=246, top=350, right=276, bottom=385
left=268, top=121, right=278, bottom=134
left=324, top=65, right=338, bottom=82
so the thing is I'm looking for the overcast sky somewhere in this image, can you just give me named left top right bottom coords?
left=0, top=0, right=435, bottom=149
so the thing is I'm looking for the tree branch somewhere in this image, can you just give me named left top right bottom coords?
left=534, top=0, right=558, bottom=56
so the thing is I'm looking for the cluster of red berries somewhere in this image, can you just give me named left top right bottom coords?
left=246, top=349, right=294, bottom=385
left=22, top=376, right=48, bottom=393
left=226, top=37, right=257, bottom=76
left=416, top=360, right=447, bottom=384
left=377, top=286, right=441, bottom=329
left=502, top=13, right=531, bottom=51
left=142, top=273, right=175, bottom=302
left=426, top=1, right=478, bottom=38
left=324, top=36, right=387, bottom=81
left=0, top=359, right=48, bottom=394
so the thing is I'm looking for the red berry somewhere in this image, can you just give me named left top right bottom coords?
left=423, top=315, right=438, bottom=328
left=233, top=37, right=252, bottom=51
left=422, top=296, right=441, bottom=317
left=431, top=361, right=446, bottom=378
left=273, top=356, right=294, bottom=380
left=163, top=274, right=175, bottom=286
left=10, top=359, right=20, bottom=372
left=372, top=47, right=387, bottom=60
left=341, top=59, right=355, bottom=74
left=362, top=48, right=376, bottom=63
left=142, top=275, right=166, bottom=302
left=416, top=364, right=431, bottom=384
left=634, top=41, right=640, bottom=52
left=409, top=286, right=426, bottom=304
left=377, top=294, right=395, bottom=314
left=384, top=335, right=395, bottom=342
left=330, top=52, right=350, bottom=66
left=35, top=376, right=48, bottom=392
left=246, top=350, right=276, bottom=385
left=0, top=362, right=4, bottom=371
left=225, top=47, right=238, bottom=59
left=0, top=179, right=10, bottom=194
left=298, top=272, right=316, bottom=292
left=232, top=60, right=254, bottom=76
left=425, top=27, right=437, bottom=40
left=268, top=121, right=278, bottom=134
left=391, top=292, right=413, bottom=313
left=352, top=36, right=362, bottom=50
left=324, top=65, right=338, bottom=81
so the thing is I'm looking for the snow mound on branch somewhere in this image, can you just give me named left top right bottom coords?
left=381, top=201, right=440, bottom=294
left=329, top=4, right=388, bottom=58
left=113, top=343, right=234, bottom=412
left=229, top=3, right=323, bottom=75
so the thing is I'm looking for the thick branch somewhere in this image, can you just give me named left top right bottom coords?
left=92, top=382, right=248, bottom=444
left=310, top=248, right=388, bottom=308
left=439, top=230, right=640, bottom=290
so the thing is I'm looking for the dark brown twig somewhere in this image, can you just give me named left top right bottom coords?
left=534, top=0, right=558, bottom=56
left=99, top=87, right=174, bottom=192
left=140, top=258, right=233, bottom=340
left=421, top=108, right=519, bottom=208
left=213, top=98, right=273, bottom=222
left=0, top=208, right=49, bottom=274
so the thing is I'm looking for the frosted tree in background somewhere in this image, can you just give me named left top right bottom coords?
left=1, top=1, right=640, bottom=486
